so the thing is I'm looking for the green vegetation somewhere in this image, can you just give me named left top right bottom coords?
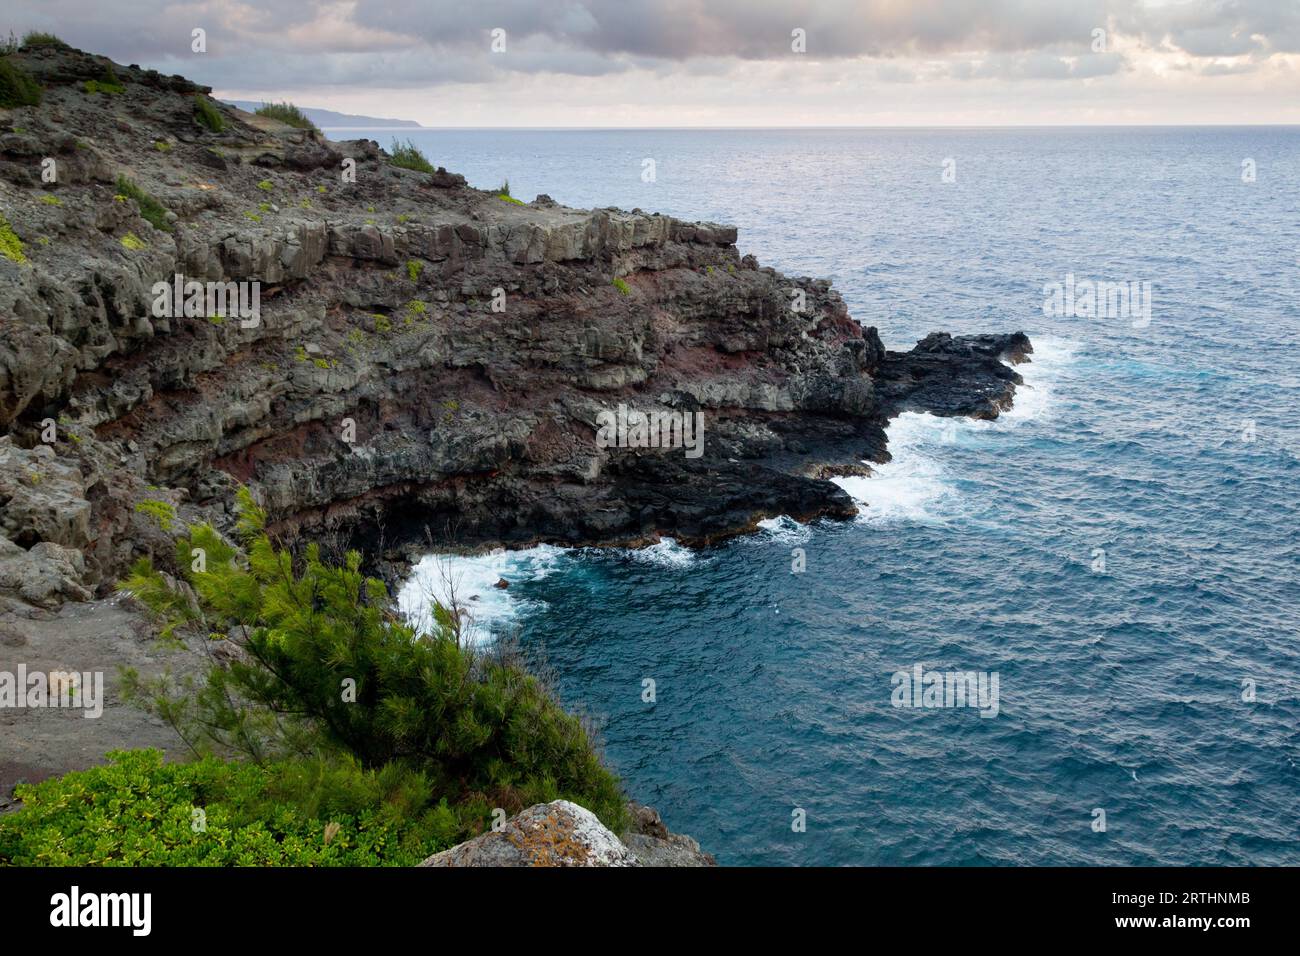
left=256, top=179, right=273, bottom=192
left=134, top=498, right=175, bottom=530
left=0, top=213, right=27, bottom=264
left=372, top=314, right=392, bottom=333
left=0, top=750, right=467, bottom=865
left=115, top=491, right=626, bottom=823
left=19, top=31, right=68, bottom=51
left=613, top=276, right=631, bottom=295
left=115, top=175, right=172, bottom=233
left=83, top=64, right=124, bottom=95
left=120, top=232, right=147, bottom=251
left=38, top=193, right=60, bottom=206
left=406, top=258, right=423, bottom=282
left=388, top=138, right=435, bottom=174
left=193, top=95, right=225, bottom=133
left=254, top=101, right=317, bottom=132
left=407, top=299, right=427, bottom=316
left=0, top=484, right=633, bottom=865
left=154, top=140, right=172, bottom=152
left=0, top=57, right=41, bottom=108
left=494, top=179, right=523, bottom=204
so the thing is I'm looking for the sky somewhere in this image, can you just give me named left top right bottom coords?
left=6, top=0, right=1300, bottom=126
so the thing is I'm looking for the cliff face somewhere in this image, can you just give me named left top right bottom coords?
left=0, top=44, right=1031, bottom=606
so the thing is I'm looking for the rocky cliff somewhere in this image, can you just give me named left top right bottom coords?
left=0, top=43, right=1030, bottom=607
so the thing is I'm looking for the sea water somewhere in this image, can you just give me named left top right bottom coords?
left=386, top=127, right=1300, bottom=865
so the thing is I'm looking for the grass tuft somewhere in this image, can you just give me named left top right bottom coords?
left=0, top=213, right=27, bottom=263
left=494, top=179, right=525, bottom=204
left=254, top=101, right=318, bottom=132
left=388, top=138, right=435, bottom=174
left=19, top=31, right=68, bottom=51
left=193, top=95, right=225, bottom=133
left=83, top=63, right=124, bottom=95
left=0, top=57, right=41, bottom=108
left=115, top=175, right=173, bottom=233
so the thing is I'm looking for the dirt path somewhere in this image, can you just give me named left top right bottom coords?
left=0, top=596, right=202, bottom=809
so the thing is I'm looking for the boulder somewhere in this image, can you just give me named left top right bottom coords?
left=419, top=800, right=640, bottom=867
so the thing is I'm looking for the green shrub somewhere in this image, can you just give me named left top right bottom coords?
left=612, top=276, right=631, bottom=295
left=0, top=57, right=41, bottom=108
left=388, top=138, right=435, bottom=173
left=406, top=258, right=423, bottom=282
left=119, top=489, right=628, bottom=834
left=0, top=213, right=26, bottom=263
left=115, top=175, right=172, bottom=233
left=19, top=31, right=68, bottom=51
left=194, top=95, right=225, bottom=133
left=254, top=101, right=317, bottom=132
left=0, top=749, right=474, bottom=866
left=256, top=179, right=273, bottom=192
left=494, top=179, right=524, bottom=205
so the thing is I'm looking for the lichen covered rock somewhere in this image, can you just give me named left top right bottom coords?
left=419, top=800, right=641, bottom=867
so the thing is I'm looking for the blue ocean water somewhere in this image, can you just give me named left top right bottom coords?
left=383, top=128, right=1300, bottom=865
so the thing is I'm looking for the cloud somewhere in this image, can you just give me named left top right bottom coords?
left=2, top=0, right=1296, bottom=124
left=7, top=0, right=1297, bottom=81
left=1116, top=0, right=1300, bottom=57
left=349, top=0, right=1113, bottom=61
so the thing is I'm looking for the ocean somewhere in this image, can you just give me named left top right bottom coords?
left=366, top=127, right=1300, bottom=865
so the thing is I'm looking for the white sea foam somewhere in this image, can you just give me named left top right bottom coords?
left=832, top=414, right=959, bottom=524
left=756, top=514, right=813, bottom=544
left=614, top=537, right=699, bottom=568
left=834, top=336, right=1079, bottom=524
left=397, top=544, right=570, bottom=641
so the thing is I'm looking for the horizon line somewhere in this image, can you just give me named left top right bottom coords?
left=321, top=123, right=1300, bottom=132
